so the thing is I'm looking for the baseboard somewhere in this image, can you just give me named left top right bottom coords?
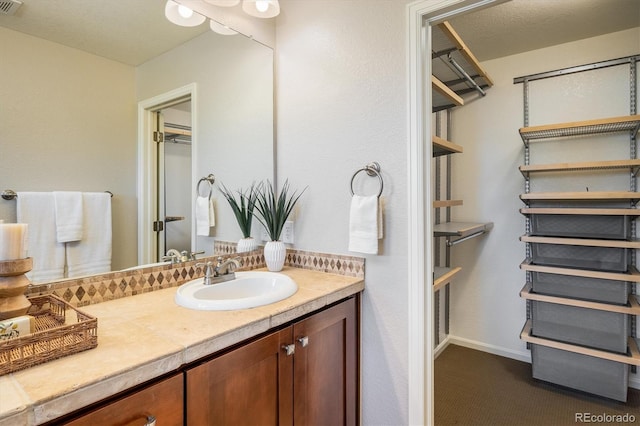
left=446, top=334, right=640, bottom=390
left=434, top=336, right=451, bottom=358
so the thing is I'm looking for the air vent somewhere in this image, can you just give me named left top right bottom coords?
left=0, top=0, right=22, bottom=16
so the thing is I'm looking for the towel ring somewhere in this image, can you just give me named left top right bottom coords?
left=197, top=174, right=216, bottom=198
left=350, top=162, right=383, bottom=197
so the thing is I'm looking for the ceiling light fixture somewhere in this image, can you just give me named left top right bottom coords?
left=242, top=0, right=280, bottom=18
left=165, top=0, right=206, bottom=27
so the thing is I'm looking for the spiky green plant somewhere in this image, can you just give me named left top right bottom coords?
left=254, top=180, right=306, bottom=241
left=218, top=182, right=259, bottom=238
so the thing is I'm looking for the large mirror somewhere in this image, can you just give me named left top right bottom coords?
left=0, top=0, right=274, bottom=283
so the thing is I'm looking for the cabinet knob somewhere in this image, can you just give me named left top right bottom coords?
left=282, top=344, right=295, bottom=356
left=297, top=336, right=309, bottom=347
left=145, top=416, right=156, bottom=426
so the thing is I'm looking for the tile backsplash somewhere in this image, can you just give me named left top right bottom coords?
left=25, top=243, right=365, bottom=307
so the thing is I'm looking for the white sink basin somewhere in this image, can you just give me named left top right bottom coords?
left=175, top=271, right=298, bottom=311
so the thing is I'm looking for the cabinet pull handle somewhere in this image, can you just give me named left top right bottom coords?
left=282, top=344, right=295, bottom=356
left=297, top=336, right=309, bottom=347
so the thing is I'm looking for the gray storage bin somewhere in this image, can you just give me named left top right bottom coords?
left=531, top=301, right=629, bottom=353
left=530, top=214, right=631, bottom=240
left=531, top=243, right=631, bottom=272
left=531, top=271, right=630, bottom=305
left=531, top=344, right=629, bottom=402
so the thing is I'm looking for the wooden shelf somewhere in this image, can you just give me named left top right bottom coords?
left=521, top=191, right=640, bottom=204
left=434, top=222, right=493, bottom=238
left=520, top=319, right=640, bottom=366
left=432, top=75, right=464, bottom=110
left=520, top=258, right=640, bottom=283
left=433, top=199, right=463, bottom=208
left=519, top=159, right=640, bottom=178
left=520, top=207, right=640, bottom=216
left=433, top=135, right=463, bottom=157
left=434, top=266, right=462, bottom=292
left=519, top=115, right=640, bottom=144
left=520, top=283, right=640, bottom=315
left=431, top=21, right=493, bottom=112
left=520, top=234, right=640, bottom=249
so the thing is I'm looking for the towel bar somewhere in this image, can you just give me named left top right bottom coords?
left=350, top=162, right=383, bottom=197
left=1, top=190, right=113, bottom=201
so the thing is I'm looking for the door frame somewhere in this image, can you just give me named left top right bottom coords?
left=406, top=1, right=507, bottom=424
left=137, top=83, right=197, bottom=265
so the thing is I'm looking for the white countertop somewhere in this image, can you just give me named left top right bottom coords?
left=0, top=267, right=364, bottom=425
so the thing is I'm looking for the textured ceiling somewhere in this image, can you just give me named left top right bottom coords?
left=0, top=0, right=638, bottom=66
left=449, top=0, right=640, bottom=61
left=0, top=0, right=209, bottom=66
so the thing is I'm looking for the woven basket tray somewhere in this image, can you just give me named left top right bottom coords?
left=0, top=295, right=97, bottom=375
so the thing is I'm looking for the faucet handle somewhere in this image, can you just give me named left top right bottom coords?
left=189, top=250, right=205, bottom=261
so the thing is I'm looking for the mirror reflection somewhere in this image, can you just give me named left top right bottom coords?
left=0, top=1, right=274, bottom=283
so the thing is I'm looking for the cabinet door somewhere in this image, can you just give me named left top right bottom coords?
left=186, top=328, right=294, bottom=426
left=293, top=296, right=359, bottom=426
left=63, top=373, right=183, bottom=426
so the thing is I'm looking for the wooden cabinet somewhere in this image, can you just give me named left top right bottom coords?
left=185, top=296, right=359, bottom=425
left=62, top=373, right=184, bottom=426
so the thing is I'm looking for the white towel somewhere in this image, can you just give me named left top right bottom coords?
left=196, top=196, right=215, bottom=236
left=348, top=195, right=383, bottom=255
left=66, top=193, right=112, bottom=278
left=53, top=191, right=83, bottom=243
left=16, top=192, right=66, bottom=282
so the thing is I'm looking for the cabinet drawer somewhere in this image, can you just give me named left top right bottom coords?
left=62, top=374, right=184, bottom=426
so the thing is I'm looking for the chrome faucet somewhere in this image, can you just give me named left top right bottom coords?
left=162, top=249, right=182, bottom=264
left=215, top=256, right=241, bottom=276
left=196, top=256, right=242, bottom=285
left=163, top=249, right=205, bottom=264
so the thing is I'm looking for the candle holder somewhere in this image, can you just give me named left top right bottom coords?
left=0, top=257, right=32, bottom=320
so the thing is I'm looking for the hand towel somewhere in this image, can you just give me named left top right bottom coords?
left=348, top=195, right=383, bottom=255
left=16, top=192, right=66, bottom=282
left=53, top=191, right=83, bottom=243
left=196, top=196, right=214, bottom=236
left=66, top=192, right=112, bottom=278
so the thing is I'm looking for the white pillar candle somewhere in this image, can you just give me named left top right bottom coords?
left=0, top=224, right=28, bottom=261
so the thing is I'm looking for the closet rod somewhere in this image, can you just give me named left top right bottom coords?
left=446, top=230, right=487, bottom=247
left=1, top=190, right=113, bottom=201
left=514, top=54, right=640, bottom=84
left=447, top=53, right=486, bottom=97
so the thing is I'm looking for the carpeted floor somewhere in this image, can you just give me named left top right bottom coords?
left=435, top=344, right=640, bottom=425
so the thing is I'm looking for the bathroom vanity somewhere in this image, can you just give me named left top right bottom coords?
left=0, top=266, right=363, bottom=425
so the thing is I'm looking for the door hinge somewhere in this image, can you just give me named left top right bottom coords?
left=153, top=221, right=164, bottom=232
left=153, top=131, right=164, bottom=143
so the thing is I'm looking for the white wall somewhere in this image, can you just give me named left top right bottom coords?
left=448, top=27, right=640, bottom=373
left=275, top=1, right=413, bottom=424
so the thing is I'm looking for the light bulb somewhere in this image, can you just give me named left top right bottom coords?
left=255, top=0, right=269, bottom=12
left=178, top=5, right=194, bottom=18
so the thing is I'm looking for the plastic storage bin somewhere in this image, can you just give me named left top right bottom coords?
left=529, top=214, right=631, bottom=240
left=531, top=301, right=629, bottom=353
left=530, top=271, right=630, bottom=305
left=531, top=344, right=629, bottom=402
left=530, top=243, right=631, bottom=272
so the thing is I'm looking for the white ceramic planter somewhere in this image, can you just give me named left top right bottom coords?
left=237, top=237, right=258, bottom=253
left=263, top=240, right=286, bottom=272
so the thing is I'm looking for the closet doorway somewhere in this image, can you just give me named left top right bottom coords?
left=156, top=101, right=192, bottom=261
left=137, top=84, right=196, bottom=266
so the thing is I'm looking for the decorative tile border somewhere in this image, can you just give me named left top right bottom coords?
left=25, top=244, right=364, bottom=308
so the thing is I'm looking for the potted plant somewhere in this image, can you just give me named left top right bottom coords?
left=218, top=182, right=259, bottom=253
left=253, top=180, right=306, bottom=271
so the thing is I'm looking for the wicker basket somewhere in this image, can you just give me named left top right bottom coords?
left=0, top=295, right=97, bottom=375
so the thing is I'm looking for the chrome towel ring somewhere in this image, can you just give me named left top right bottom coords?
left=350, top=162, right=383, bottom=197
left=197, top=174, right=216, bottom=198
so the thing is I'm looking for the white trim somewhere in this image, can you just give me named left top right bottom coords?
left=137, top=83, right=197, bottom=265
left=407, top=1, right=510, bottom=424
